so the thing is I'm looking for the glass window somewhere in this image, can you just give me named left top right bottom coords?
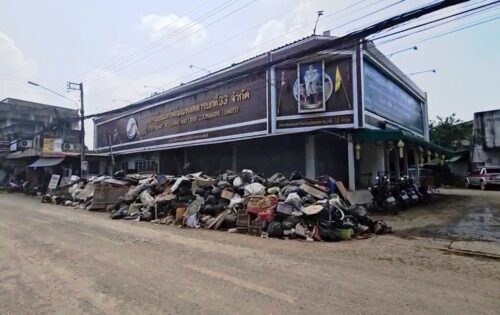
left=486, top=168, right=500, bottom=174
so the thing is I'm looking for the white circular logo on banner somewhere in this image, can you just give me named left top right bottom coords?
left=126, top=118, right=138, bottom=140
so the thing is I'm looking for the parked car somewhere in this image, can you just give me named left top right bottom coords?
left=465, top=167, right=500, bottom=190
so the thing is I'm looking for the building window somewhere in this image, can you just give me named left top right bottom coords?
left=135, top=160, right=157, bottom=173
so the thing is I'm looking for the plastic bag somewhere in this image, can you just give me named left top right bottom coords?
left=267, top=221, right=284, bottom=238
left=244, top=183, right=266, bottom=196
left=139, top=190, right=155, bottom=207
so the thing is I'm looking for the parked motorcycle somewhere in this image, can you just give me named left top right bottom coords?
left=390, top=181, right=410, bottom=210
left=368, top=175, right=398, bottom=214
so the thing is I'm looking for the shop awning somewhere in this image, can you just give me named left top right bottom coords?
left=28, top=157, right=65, bottom=168
left=353, top=129, right=455, bottom=156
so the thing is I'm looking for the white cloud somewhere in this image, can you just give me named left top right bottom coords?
left=0, top=30, right=55, bottom=105
left=140, top=14, right=208, bottom=45
left=252, top=19, right=287, bottom=47
left=0, top=30, right=38, bottom=78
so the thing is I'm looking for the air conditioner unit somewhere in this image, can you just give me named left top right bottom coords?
left=19, top=140, right=33, bottom=149
left=62, top=143, right=81, bottom=151
left=62, top=143, right=74, bottom=151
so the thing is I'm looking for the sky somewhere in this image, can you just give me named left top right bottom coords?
left=0, top=0, right=499, bottom=148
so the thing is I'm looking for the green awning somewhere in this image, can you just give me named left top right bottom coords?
left=353, top=129, right=454, bottom=157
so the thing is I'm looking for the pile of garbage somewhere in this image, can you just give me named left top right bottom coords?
left=105, top=169, right=391, bottom=242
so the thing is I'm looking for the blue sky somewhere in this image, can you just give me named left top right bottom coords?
left=0, top=0, right=499, bottom=147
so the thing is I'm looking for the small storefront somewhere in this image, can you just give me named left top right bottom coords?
left=94, top=36, right=448, bottom=191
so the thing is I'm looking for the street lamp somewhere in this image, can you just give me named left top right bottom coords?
left=387, top=46, right=418, bottom=57
left=313, top=10, right=324, bottom=35
left=409, top=69, right=436, bottom=76
left=28, top=80, right=86, bottom=177
left=27, top=81, right=78, bottom=106
left=189, top=64, right=211, bottom=74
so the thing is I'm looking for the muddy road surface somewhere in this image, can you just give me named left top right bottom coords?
left=0, top=192, right=499, bottom=314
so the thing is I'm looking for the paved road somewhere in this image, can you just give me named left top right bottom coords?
left=0, top=193, right=499, bottom=314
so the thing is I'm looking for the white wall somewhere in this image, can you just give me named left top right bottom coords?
left=358, top=142, right=385, bottom=187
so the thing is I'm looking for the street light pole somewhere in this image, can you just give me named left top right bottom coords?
left=67, top=82, right=85, bottom=177
left=387, top=46, right=418, bottom=57
left=409, top=69, right=436, bottom=76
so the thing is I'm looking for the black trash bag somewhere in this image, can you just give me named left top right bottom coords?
left=194, top=187, right=206, bottom=196
left=318, top=225, right=341, bottom=242
left=111, top=207, right=128, bottom=220
left=205, top=195, right=218, bottom=206
left=123, top=212, right=141, bottom=220
left=289, top=171, right=303, bottom=181
left=281, top=215, right=302, bottom=230
left=211, top=187, right=222, bottom=198
left=340, top=215, right=357, bottom=229
left=140, top=210, right=154, bottom=221
left=222, top=212, right=238, bottom=229
left=267, top=221, right=284, bottom=238
left=346, top=205, right=374, bottom=227
left=199, top=204, right=216, bottom=216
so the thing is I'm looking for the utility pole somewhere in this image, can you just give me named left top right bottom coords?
left=67, top=82, right=85, bottom=177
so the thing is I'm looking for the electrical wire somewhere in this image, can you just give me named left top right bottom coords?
left=84, top=0, right=253, bottom=84
left=90, top=0, right=496, bottom=118
left=82, top=0, right=241, bottom=82
left=86, top=0, right=400, bottom=98
left=84, top=0, right=378, bottom=87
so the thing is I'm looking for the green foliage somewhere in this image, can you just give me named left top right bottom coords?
left=429, top=113, right=471, bottom=150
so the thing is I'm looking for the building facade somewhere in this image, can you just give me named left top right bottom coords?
left=0, top=98, right=82, bottom=186
left=472, top=109, right=500, bottom=167
left=95, top=35, right=438, bottom=191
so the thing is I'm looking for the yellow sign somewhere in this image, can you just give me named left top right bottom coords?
left=43, top=138, right=54, bottom=153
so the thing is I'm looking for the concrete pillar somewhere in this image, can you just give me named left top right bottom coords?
left=414, top=149, right=420, bottom=184
left=393, top=148, right=400, bottom=180
left=347, top=134, right=356, bottom=191
left=305, top=135, right=316, bottom=178
left=403, top=148, right=409, bottom=177
left=232, top=143, right=238, bottom=173
left=384, top=143, right=390, bottom=177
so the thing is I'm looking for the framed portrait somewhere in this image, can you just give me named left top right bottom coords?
left=294, top=60, right=332, bottom=113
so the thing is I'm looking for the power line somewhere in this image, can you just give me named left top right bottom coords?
left=82, top=0, right=240, bottom=82
left=86, top=0, right=401, bottom=99
left=84, top=0, right=252, bottom=84
left=84, top=0, right=377, bottom=87
left=81, top=0, right=470, bottom=120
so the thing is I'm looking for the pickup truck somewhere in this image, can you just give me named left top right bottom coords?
left=465, top=167, right=500, bottom=190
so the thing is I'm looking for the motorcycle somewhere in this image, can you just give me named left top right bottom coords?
left=390, top=180, right=410, bottom=210
left=368, top=175, right=398, bottom=214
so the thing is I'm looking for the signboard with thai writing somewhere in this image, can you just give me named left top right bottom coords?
left=96, top=73, right=267, bottom=152
left=363, top=60, right=424, bottom=134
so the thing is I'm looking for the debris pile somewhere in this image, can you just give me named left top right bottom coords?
left=104, top=169, right=391, bottom=242
left=41, top=169, right=391, bottom=242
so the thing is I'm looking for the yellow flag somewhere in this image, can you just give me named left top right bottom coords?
left=335, top=66, right=342, bottom=92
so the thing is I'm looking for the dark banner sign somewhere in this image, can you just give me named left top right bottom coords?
left=96, top=73, right=267, bottom=149
left=276, top=58, right=353, bottom=117
left=363, top=60, right=424, bottom=134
